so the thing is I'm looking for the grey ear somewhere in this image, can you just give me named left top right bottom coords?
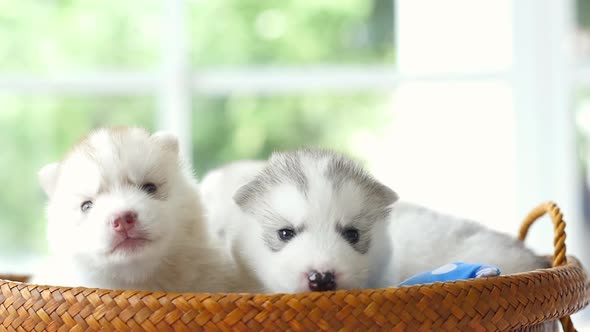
left=376, top=184, right=399, bottom=222
left=152, top=131, right=179, bottom=154
left=381, top=185, right=399, bottom=206
left=233, top=180, right=262, bottom=213
left=38, top=162, right=60, bottom=197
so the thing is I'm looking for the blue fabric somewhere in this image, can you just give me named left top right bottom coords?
left=398, top=262, right=501, bottom=286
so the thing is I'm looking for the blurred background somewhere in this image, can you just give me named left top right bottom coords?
left=0, top=0, right=589, bottom=327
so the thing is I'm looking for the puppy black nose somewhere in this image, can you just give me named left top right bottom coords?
left=308, top=271, right=336, bottom=291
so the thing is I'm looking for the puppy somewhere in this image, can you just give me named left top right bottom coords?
left=202, top=149, right=547, bottom=293
left=201, top=149, right=398, bottom=293
left=200, top=160, right=267, bottom=247
left=382, top=202, right=548, bottom=285
left=32, top=127, right=235, bottom=292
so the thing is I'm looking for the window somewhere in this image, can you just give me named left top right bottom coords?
left=0, top=1, right=162, bottom=72
left=0, top=0, right=397, bottom=272
left=0, top=1, right=588, bottom=325
left=0, top=97, right=155, bottom=272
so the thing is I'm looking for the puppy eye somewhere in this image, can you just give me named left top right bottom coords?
left=81, top=200, right=93, bottom=212
left=342, top=228, right=360, bottom=244
left=277, top=228, right=296, bottom=242
left=141, top=183, right=157, bottom=194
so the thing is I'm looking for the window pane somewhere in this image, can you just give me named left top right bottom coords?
left=0, top=97, right=154, bottom=272
left=380, top=80, right=516, bottom=232
left=191, top=93, right=393, bottom=173
left=189, top=0, right=395, bottom=65
left=576, top=0, right=590, bottom=63
left=575, top=90, right=590, bottom=224
left=190, top=83, right=517, bottom=235
left=574, top=89, right=590, bottom=328
left=397, top=0, right=512, bottom=75
left=0, top=1, right=161, bottom=73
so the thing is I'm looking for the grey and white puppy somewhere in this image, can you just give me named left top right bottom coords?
left=201, top=148, right=547, bottom=293
left=201, top=149, right=397, bottom=293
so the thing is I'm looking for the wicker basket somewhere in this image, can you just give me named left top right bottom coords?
left=1, top=202, right=588, bottom=331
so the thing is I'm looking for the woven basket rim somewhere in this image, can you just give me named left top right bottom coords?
left=1, top=255, right=588, bottom=331
left=1, top=201, right=588, bottom=331
left=1, top=255, right=586, bottom=295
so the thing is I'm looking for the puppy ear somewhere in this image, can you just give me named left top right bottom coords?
left=374, top=184, right=399, bottom=223
left=38, top=162, right=60, bottom=197
left=380, top=185, right=399, bottom=206
left=152, top=131, right=179, bottom=155
left=233, top=179, right=262, bottom=214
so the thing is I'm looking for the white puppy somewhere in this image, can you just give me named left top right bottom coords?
left=202, top=149, right=547, bottom=293
left=200, top=160, right=267, bottom=247
left=32, top=127, right=235, bottom=292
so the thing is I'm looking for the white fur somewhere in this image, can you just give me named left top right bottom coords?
left=202, top=156, right=547, bottom=293
left=201, top=158, right=393, bottom=293
left=378, top=201, right=548, bottom=286
left=200, top=160, right=268, bottom=247
left=32, top=128, right=237, bottom=293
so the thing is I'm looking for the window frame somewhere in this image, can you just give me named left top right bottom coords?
left=0, top=0, right=584, bottom=264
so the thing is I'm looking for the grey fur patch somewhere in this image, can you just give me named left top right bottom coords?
left=233, top=148, right=398, bottom=254
left=336, top=223, right=372, bottom=254
left=326, top=154, right=397, bottom=204
left=233, top=178, right=266, bottom=212
left=270, top=152, right=308, bottom=192
left=325, top=152, right=398, bottom=227
left=234, top=151, right=308, bottom=211
left=262, top=230, right=285, bottom=252
left=258, top=208, right=306, bottom=252
left=320, top=149, right=396, bottom=254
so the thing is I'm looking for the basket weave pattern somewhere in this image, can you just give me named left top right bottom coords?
left=0, top=202, right=588, bottom=332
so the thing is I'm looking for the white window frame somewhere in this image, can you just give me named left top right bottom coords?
left=513, top=0, right=587, bottom=267
left=0, top=0, right=585, bottom=264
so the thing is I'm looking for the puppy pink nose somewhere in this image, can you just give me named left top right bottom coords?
left=112, top=211, right=137, bottom=233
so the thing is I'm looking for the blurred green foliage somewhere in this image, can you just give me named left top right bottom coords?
left=0, top=0, right=393, bottom=256
left=192, top=94, right=392, bottom=174
left=578, top=0, right=590, bottom=28
left=188, top=0, right=394, bottom=65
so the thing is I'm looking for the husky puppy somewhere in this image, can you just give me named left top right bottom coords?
left=383, top=202, right=548, bottom=285
left=201, top=149, right=398, bottom=293
left=202, top=149, right=547, bottom=292
left=32, top=127, right=235, bottom=292
left=200, top=160, right=267, bottom=247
